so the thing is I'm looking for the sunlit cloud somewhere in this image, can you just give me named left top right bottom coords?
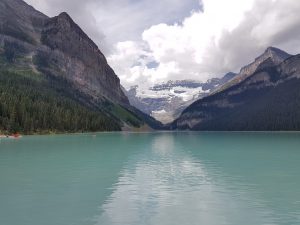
left=108, top=0, right=300, bottom=88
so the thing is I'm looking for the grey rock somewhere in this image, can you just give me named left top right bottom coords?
left=0, top=0, right=128, bottom=105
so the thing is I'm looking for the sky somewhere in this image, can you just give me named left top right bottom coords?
left=25, top=0, right=300, bottom=88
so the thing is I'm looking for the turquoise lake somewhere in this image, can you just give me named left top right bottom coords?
left=0, top=132, right=300, bottom=225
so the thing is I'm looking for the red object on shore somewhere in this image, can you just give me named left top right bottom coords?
left=12, top=133, right=20, bottom=138
left=0, top=133, right=22, bottom=139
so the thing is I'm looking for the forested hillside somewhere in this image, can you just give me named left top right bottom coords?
left=0, top=69, right=121, bottom=134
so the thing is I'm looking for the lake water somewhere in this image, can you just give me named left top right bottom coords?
left=0, top=132, right=300, bottom=225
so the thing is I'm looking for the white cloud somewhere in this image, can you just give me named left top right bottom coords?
left=108, top=0, right=300, bottom=88
left=24, top=0, right=300, bottom=88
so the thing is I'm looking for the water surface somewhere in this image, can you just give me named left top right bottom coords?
left=0, top=132, right=300, bottom=225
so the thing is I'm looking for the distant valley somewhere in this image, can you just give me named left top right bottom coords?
left=125, top=72, right=236, bottom=123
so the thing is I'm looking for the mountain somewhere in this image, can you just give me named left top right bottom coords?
left=171, top=47, right=300, bottom=131
left=240, top=47, right=290, bottom=76
left=0, top=0, right=162, bottom=134
left=217, top=47, right=291, bottom=92
left=125, top=72, right=237, bottom=123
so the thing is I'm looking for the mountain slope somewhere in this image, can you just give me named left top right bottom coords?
left=0, top=70, right=121, bottom=133
left=0, top=0, right=162, bottom=133
left=172, top=49, right=300, bottom=131
left=39, top=12, right=129, bottom=105
left=217, top=47, right=290, bottom=92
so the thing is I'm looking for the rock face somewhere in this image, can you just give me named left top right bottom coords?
left=0, top=0, right=128, bottom=105
left=39, top=12, right=129, bottom=105
left=125, top=72, right=237, bottom=123
left=0, top=0, right=47, bottom=44
left=240, top=47, right=290, bottom=77
left=0, top=0, right=162, bottom=131
left=217, top=47, right=291, bottom=92
left=172, top=48, right=300, bottom=131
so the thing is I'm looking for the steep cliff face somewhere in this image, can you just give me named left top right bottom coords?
left=0, top=0, right=128, bottom=106
left=172, top=49, right=300, bottom=131
left=39, top=12, right=129, bottom=105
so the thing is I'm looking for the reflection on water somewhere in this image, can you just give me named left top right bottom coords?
left=0, top=132, right=300, bottom=225
left=95, top=133, right=280, bottom=225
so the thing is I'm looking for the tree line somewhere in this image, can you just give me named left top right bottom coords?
left=0, top=70, right=121, bottom=134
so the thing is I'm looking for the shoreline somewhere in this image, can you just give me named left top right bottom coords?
left=2, top=130, right=300, bottom=138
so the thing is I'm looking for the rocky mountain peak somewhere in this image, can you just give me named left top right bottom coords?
left=223, top=72, right=236, bottom=78
left=264, top=46, right=291, bottom=63
left=0, top=0, right=129, bottom=105
left=39, top=11, right=129, bottom=105
left=42, top=11, right=100, bottom=54
left=240, top=47, right=290, bottom=77
left=58, top=12, right=72, bottom=20
left=55, top=12, right=92, bottom=42
left=265, top=46, right=286, bottom=54
left=265, top=46, right=281, bottom=53
left=55, top=12, right=79, bottom=29
left=220, top=72, right=237, bottom=82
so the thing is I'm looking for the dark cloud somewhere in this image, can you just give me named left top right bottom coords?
left=211, top=0, right=300, bottom=73
left=24, top=0, right=201, bottom=53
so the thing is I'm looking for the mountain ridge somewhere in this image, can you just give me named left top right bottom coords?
left=216, top=46, right=291, bottom=93
left=171, top=48, right=300, bottom=131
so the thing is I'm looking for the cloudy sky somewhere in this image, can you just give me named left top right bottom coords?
left=25, top=0, right=300, bottom=88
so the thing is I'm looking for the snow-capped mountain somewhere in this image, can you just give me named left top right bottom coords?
left=124, top=72, right=237, bottom=123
